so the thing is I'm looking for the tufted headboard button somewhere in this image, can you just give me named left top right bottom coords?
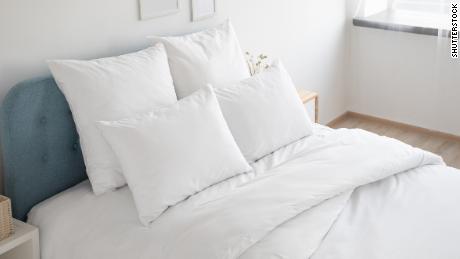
left=42, top=155, right=48, bottom=162
left=72, top=143, right=79, bottom=151
left=40, top=116, right=47, bottom=124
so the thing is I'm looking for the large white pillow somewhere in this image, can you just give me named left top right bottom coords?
left=48, top=44, right=177, bottom=195
left=214, top=61, right=314, bottom=162
left=149, top=20, right=250, bottom=98
left=97, top=86, right=251, bottom=226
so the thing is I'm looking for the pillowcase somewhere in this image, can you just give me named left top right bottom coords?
left=48, top=44, right=177, bottom=195
left=214, top=60, right=314, bottom=162
left=149, top=20, right=250, bottom=98
left=97, top=86, right=251, bottom=226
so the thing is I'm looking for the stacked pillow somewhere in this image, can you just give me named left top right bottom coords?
left=48, top=44, right=177, bottom=195
left=214, top=60, right=313, bottom=162
left=98, top=86, right=251, bottom=225
left=149, top=20, right=250, bottom=98
left=49, top=21, right=313, bottom=225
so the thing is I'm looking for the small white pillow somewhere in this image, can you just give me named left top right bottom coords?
left=214, top=61, right=314, bottom=162
left=149, top=20, right=250, bottom=98
left=48, top=44, right=177, bottom=195
left=98, top=86, right=251, bottom=226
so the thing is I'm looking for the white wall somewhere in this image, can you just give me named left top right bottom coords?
left=349, top=26, right=460, bottom=135
left=0, top=0, right=349, bottom=124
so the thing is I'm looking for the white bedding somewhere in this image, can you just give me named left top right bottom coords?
left=28, top=125, right=460, bottom=259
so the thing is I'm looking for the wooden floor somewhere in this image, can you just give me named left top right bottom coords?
left=329, top=113, right=460, bottom=169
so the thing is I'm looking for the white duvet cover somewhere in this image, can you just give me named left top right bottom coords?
left=28, top=126, right=460, bottom=259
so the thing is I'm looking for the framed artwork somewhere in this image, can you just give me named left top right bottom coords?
left=192, top=0, right=216, bottom=21
left=139, top=0, right=180, bottom=20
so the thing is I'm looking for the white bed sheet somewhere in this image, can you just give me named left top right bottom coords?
left=28, top=125, right=460, bottom=259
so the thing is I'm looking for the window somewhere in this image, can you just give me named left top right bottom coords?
left=354, top=0, right=451, bottom=36
left=393, top=0, right=451, bottom=15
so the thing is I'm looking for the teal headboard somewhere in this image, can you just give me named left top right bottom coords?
left=1, top=77, right=87, bottom=221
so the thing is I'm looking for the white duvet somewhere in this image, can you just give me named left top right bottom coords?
left=29, top=126, right=460, bottom=259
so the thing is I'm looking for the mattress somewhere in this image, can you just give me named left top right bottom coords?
left=28, top=125, right=460, bottom=259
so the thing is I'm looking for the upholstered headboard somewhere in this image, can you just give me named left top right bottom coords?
left=1, top=77, right=87, bottom=221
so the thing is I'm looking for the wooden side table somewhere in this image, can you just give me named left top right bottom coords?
left=0, top=219, right=39, bottom=259
left=298, top=89, right=319, bottom=123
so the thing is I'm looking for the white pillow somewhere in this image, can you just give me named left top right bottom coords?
left=149, top=20, right=250, bottom=98
left=48, top=44, right=177, bottom=195
left=214, top=61, right=314, bottom=162
left=97, top=86, right=251, bottom=226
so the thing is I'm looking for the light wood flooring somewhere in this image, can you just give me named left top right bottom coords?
left=328, top=112, right=460, bottom=169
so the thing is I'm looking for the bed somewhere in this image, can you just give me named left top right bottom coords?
left=2, top=77, right=460, bottom=259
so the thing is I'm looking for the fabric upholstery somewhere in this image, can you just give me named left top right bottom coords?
left=1, top=77, right=87, bottom=221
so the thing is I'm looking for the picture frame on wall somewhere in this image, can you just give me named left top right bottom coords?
left=192, top=0, right=216, bottom=21
left=139, top=0, right=180, bottom=20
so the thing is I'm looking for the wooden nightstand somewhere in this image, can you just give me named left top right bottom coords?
left=0, top=220, right=39, bottom=259
left=298, top=89, right=319, bottom=123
